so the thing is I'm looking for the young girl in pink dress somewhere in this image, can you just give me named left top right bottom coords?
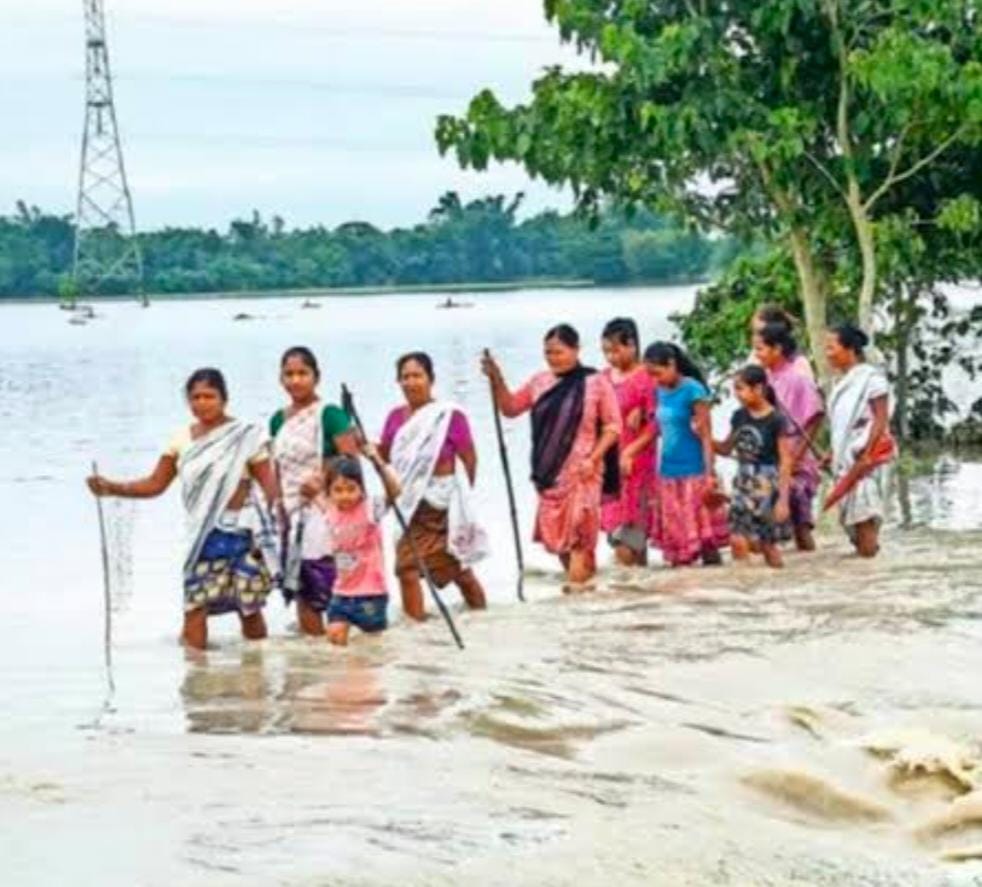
left=599, top=318, right=657, bottom=566
left=311, top=450, right=401, bottom=646
left=482, top=324, right=621, bottom=587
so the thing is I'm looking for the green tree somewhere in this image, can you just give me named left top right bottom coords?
left=436, top=0, right=982, bottom=373
left=0, top=194, right=717, bottom=298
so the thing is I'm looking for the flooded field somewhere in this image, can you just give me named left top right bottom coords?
left=1, top=288, right=981, bottom=885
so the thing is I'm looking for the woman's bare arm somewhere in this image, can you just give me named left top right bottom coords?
left=713, top=432, right=735, bottom=457
left=860, top=396, right=890, bottom=464
left=481, top=353, right=523, bottom=418
left=87, top=455, right=177, bottom=499
left=363, top=443, right=402, bottom=502
left=692, top=401, right=716, bottom=478
left=622, top=422, right=655, bottom=460
left=333, top=429, right=361, bottom=457
left=459, top=446, right=478, bottom=486
left=249, top=457, right=280, bottom=507
left=792, top=412, right=825, bottom=465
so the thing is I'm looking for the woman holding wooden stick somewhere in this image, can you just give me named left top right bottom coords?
left=378, top=352, right=488, bottom=621
left=86, top=368, right=279, bottom=650
left=482, top=324, right=621, bottom=588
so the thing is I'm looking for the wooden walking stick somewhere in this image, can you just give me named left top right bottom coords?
left=484, top=349, right=525, bottom=602
left=91, top=461, right=115, bottom=695
left=340, top=385, right=464, bottom=650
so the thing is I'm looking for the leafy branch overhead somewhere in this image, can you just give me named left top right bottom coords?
left=436, top=0, right=982, bottom=372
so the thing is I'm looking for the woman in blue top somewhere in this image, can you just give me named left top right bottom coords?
left=644, top=342, right=729, bottom=566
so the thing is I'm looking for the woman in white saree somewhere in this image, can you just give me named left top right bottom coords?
left=825, top=324, right=894, bottom=558
left=378, top=352, right=488, bottom=621
left=269, top=347, right=359, bottom=636
left=87, top=369, right=279, bottom=649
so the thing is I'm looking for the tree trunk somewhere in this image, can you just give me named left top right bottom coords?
left=787, top=226, right=829, bottom=385
left=846, top=185, right=877, bottom=334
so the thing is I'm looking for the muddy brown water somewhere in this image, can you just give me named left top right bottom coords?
left=2, top=289, right=982, bottom=885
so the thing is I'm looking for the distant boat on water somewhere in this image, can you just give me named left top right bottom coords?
left=436, top=296, right=474, bottom=310
left=66, top=303, right=97, bottom=324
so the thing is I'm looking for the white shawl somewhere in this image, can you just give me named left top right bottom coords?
left=829, top=363, right=890, bottom=475
left=176, top=419, right=267, bottom=575
left=828, top=363, right=892, bottom=526
left=389, top=401, right=488, bottom=566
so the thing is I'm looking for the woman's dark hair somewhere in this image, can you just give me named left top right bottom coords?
left=755, top=303, right=796, bottom=330
left=757, top=322, right=798, bottom=358
left=831, top=322, right=870, bottom=358
left=396, top=351, right=435, bottom=382
left=185, top=367, right=228, bottom=401
left=281, top=346, right=320, bottom=380
left=544, top=324, right=580, bottom=348
left=602, top=317, right=640, bottom=350
left=643, top=341, right=707, bottom=387
left=735, top=364, right=777, bottom=405
left=327, top=456, right=366, bottom=492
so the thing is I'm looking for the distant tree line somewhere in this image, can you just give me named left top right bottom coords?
left=0, top=192, right=732, bottom=299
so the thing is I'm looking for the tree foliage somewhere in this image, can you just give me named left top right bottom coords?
left=0, top=193, right=729, bottom=299
left=436, top=0, right=982, bottom=372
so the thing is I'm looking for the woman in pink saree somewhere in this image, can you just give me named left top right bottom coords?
left=599, top=318, right=657, bottom=566
left=753, top=323, right=825, bottom=551
left=482, top=324, right=621, bottom=587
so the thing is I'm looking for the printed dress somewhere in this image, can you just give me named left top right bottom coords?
left=270, top=401, right=352, bottom=612
left=727, top=408, right=788, bottom=545
left=600, top=366, right=657, bottom=556
left=650, top=378, right=729, bottom=566
left=512, top=369, right=621, bottom=556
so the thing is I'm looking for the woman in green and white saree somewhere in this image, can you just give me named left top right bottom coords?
left=269, top=346, right=359, bottom=636
left=87, top=368, right=279, bottom=650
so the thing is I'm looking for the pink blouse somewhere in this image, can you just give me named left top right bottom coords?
left=321, top=499, right=388, bottom=597
left=511, top=370, right=622, bottom=465
left=381, top=406, right=473, bottom=464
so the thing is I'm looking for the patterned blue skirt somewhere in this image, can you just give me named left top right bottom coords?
left=184, top=528, right=272, bottom=616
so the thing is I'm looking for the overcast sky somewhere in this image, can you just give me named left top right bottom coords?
left=2, top=0, right=585, bottom=230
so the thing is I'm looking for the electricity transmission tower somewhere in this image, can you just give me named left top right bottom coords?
left=72, top=0, right=146, bottom=307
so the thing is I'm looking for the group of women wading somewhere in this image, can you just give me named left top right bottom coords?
left=87, top=307, right=895, bottom=651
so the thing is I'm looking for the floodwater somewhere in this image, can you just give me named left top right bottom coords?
left=2, top=288, right=982, bottom=886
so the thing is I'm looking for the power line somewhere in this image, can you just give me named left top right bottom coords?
left=108, top=72, right=475, bottom=101
left=119, top=14, right=558, bottom=45
left=7, top=11, right=559, bottom=45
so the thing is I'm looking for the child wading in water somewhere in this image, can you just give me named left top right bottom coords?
left=714, top=366, right=793, bottom=568
left=312, top=450, right=401, bottom=646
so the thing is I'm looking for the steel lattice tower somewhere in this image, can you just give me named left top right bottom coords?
left=72, top=0, right=146, bottom=306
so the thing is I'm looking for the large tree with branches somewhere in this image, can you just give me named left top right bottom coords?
left=437, top=0, right=982, bottom=374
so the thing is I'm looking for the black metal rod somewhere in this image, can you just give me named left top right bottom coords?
left=484, top=349, right=525, bottom=602
left=340, top=385, right=465, bottom=650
